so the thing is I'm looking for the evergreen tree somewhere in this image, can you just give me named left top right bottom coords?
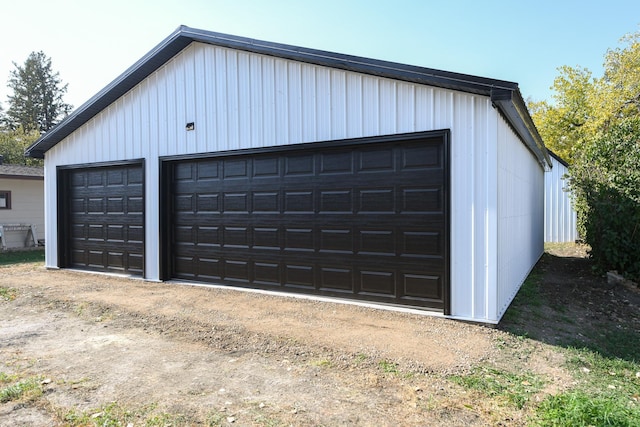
left=5, top=51, right=72, bottom=133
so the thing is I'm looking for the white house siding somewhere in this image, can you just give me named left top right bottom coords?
left=496, top=115, right=545, bottom=321
left=0, top=178, right=45, bottom=248
left=544, top=155, right=578, bottom=242
left=45, top=41, right=519, bottom=319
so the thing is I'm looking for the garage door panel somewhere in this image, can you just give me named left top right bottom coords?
left=320, top=266, right=354, bottom=291
left=254, top=262, right=281, bottom=285
left=224, top=259, right=250, bottom=282
left=402, top=273, right=442, bottom=299
left=198, top=258, right=222, bottom=280
left=168, top=135, right=448, bottom=311
left=401, top=145, right=443, bottom=169
left=285, top=264, right=315, bottom=288
left=60, top=163, right=144, bottom=275
left=359, top=270, right=395, bottom=295
left=359, top=147, right=394, bottom=172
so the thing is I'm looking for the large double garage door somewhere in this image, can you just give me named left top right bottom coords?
left=59, top=132, right=449, bottom=312
left=163, top=133, right=450, bottom=311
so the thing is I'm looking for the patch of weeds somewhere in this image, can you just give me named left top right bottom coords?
left=450, top=366, right=544, bottom=409
left=354, top=353, right=368, bottom=364
left=533, top=346, right=640, bottom=426
left=60, top=402, right=199, bottom=426
left=0, top=286, right=17, bottom=301
left=206, top=410, right=227, bottom=426
left=146, top=411, right=191, bottom=426
left=252, top=413, right=283, bottom=427
left=0, top=372, right=18, bottom=383
left=310, top=358, right=332, bottom=368
left=62, top=402, right=136, bottom=426
left=378, top=359, right=400, bottom=375
left=0, top=376, right=43, bottom=403
left=74, top=302, right=87, bottom=317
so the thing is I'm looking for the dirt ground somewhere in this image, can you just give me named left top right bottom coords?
left=1, top=244, right=639, bottom=426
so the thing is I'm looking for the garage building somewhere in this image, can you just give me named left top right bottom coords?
left=27, top=26, right=550, bottom=323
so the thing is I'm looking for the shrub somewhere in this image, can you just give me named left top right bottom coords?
left=569, top=118, right=640, bottom=281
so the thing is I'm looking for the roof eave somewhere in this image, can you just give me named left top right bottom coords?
left=0, top=174, right=44, bottom=180
left=26, top=26, right=193, bottom=159
left=26, top=26, right=544, bottom=162
left=491, top=88, right=551, bottom=168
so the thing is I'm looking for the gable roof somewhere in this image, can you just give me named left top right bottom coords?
left=0, top=164, right=44, bottom=180
left=26, top=25, right=550, bottom=167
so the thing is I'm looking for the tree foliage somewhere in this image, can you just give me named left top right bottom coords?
left=5, top=51, right=72, bottom=133
left=568, top=118, right=640, bottom=280
left=534, top=31, right=640, bottom=280
left=0, top=128, right=41, bottom=166
left=529, top=66, right=595, bottom=162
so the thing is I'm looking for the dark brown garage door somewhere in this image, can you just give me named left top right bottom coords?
left=163, top=132, right=449, bottom=311
left=58, top=162, right=144, bottom=275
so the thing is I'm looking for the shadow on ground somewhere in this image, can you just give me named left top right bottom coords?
left=498, top=244, right=640, bottom=364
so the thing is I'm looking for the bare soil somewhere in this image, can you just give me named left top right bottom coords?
left=1, top=244, right=638, bottom=426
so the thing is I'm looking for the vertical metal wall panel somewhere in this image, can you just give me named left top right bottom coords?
left=331, top=69, right=347, bottom=139
left=397, top=84, right=415, bottom=133
left=42, top=41, right=540, bottom=321
left=275, top=58, right=290, bottom=144
left=362, top=76, right=379, bottom=136
left=287, top=62, right=303, bottom=144
left=345, top=74, right=362, bottom=138
left=495, top=114, right=545, bottom=321
left=379, top=79, right=397, bottom=135
left=544, top=155, right=577, bottom=242
left=315, top=66, right=331, bottom=141
left=247, top=55, right=266, bottom=146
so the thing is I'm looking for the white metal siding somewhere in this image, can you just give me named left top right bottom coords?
left=544, top=156, right=578, bottom=242
left=0, top=178, right=45, bottom=248
left=44, top=41, right=521, bottom=321
left=496, top=115, right=545, bottom=321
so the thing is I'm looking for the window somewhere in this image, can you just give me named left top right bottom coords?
left=0, top=191, right=10, bottom=209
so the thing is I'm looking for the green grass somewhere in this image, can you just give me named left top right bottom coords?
left=501, top=269, right=544, bottom=327
left=450, top=366, right=545, bottom=409
left=536, top=390, right=640, bottom=426
left=532, top=328, right=640, bottom=425
left=530, top=342, right=640, bottom=426
left=572, top=329, right=640, bottom=363
left=0, top=249, right=45, bottom=266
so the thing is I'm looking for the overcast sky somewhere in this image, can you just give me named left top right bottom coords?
left=1, top=0, right=639, bottom=110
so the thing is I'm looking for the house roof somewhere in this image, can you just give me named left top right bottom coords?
left=25, top=25, right=550, bottom=167
left=0, top=164, right=44, bottom=180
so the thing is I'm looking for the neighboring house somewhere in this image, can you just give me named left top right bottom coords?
left=0, top=160, right=45, bottom=249
left=544, top=151, right=578, bottom=243
left=26, top=26, right=551, bottom=323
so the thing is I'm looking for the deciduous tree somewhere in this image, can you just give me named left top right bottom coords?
left=0, top=127, right=41, bottom=165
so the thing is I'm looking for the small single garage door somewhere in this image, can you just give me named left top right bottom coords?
left=163, top=133, right=449, bottom=311
left=58, top=162, right=144, bottom=275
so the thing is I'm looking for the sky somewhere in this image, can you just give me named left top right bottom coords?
left=1, top=0, right=639, bottom=111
